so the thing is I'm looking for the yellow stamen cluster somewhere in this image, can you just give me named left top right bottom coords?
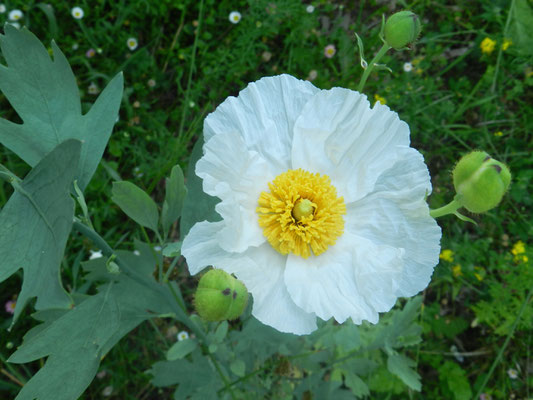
left=257, top=169, right=346, bottom=258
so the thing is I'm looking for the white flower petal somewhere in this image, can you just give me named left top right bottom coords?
left=204, top=74, right=319, bottom=173
left=181, top=221, right=228, bottom=275
left=345, top=147, right=441, bottom=297
left=196, top=131, right=270, bottom=252
left=285, top=232, right=379, bottom=324
left=292, top=87, right=410, bottom=203
left=181, top=221, right=317, bottom=334
left=224, top=245, right=317, bottom=335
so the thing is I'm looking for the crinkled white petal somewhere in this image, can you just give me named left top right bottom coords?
left=291, top=88, right=410, bottom=203
left=345, top=147, right=441, bottom=297
left=204, top=74, right=319, bottom=173
left=181, top=221, right=317, bottom=334
left=285, top=231, right=388, bottom=325
left=196, top=131, right=270, bottom=252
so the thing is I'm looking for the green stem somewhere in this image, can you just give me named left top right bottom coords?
left=0, top=351, right=27, bottom=385
left=140, top=226, right=162, bottom=282
left=209, top=353, right=237, bottom=400
left=357, top=43, right=391, bottom=92
left=177, top=0, right=204, bottom=140
left=474, top=285, right=533, bottom=399
left=491, top=0, right=515, bottom=93
left=72, top=219, right=207, bottom=343
left=429, top=199, right=462, bottom=219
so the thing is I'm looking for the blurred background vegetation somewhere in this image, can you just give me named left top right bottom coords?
left=1, top=0, right=531, bottom=399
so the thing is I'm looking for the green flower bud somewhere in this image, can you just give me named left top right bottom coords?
left=453, top=151, right=511, bottom=213
left=194, top=269, right=248, bottom=322
left=384, top=11, right=422, bottom=50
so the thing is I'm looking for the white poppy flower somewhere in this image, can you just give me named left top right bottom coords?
left=177, top=331, right=189, bottom=341
left=71, top=6, right=84, bottom=19
left=229, top=11, right=241, bottom=24
left=182, top=74, right=441, bottom=335
left=126, top=37, right=138, bottom=51
left=8, top=9, right=23, bottom=21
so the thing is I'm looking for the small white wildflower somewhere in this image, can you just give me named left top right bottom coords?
left=0, top=4, right=6, bottom=13
left=177, top=331, right=189, bottom=341
left=154, top=246, right=162, bottom=252
left=147, top=78, right=156, bottom=88
left=189, top=101, right=195, bottom=108
left=307, top=70, right=318, bottom=81
left=306, top=5, right=315, bottom=13
left=133, top=250, right=141, bottom=256
left=72, top=43, right=79, bottom=50
left=507, top=368, right=518, bottom=379
left=101, top=386, right=113, bottom=397
left=403, top=62, right=413, bottom=72
left=133, top=166, right=144, bottom=178
left=89, top=250, right=103, bottom=260
left=126, top=37, right=138, bottom=51
left=8, top=9, right=23, bottom=21
left=71, top=6, right=84, bottom=19
left=8, top=22, right=20, bottom=29
left=96, top=370, right=107, bottom=379
left=229, top=11, right=241, bottom=24
left=88, top=82, right=100, bottom=95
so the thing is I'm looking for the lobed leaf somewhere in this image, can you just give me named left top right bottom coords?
left=0, top=139, right=81, bottom=324
left=8, top=244, right=174, bottom=400
left=0, top=25, right=123, bottom=190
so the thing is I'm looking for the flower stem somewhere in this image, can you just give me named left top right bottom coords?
left=357, top=43, right=391, bottom=92
left=72, top=219, right=207, bottom=342
left=429, top=199, right=462, bottom=219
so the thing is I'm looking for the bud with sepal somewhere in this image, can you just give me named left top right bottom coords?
left=194, top=269, right=248, bottom=322
left=453, top=151, right=511, bottom=213
left=383, top=11, right=422, bottom=50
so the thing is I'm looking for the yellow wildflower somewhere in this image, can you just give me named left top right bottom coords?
left=374, top=94, right=386, bottom=105
left=452, top=265, right=462, bottom=277
left=494, top=131, right=503, bottom=137
left=480, top=37, right=496, bottom=55
left=511, top=241, right=526, bottom=256
left=474, top=266, right=485, bottom=281
left=502, top=38, right=512, bottom=51
left=439, top=249, right=454, bottom=263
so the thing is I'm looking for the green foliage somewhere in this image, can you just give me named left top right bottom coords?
left=9, top=243, right=174, bottom=400
left=180, top=135, right=221, bottom=237
left=0, top=25, right=123, bottom=191
left=0, top=140, right=80, bottom=323
left=162, top=165, right=187, bottom=239
left=112, top=181, right=159, bottom=233
left=0, top=0, right=531, bottom=399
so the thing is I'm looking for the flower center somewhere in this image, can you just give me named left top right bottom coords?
left=257, top=169, right=346, bottom=258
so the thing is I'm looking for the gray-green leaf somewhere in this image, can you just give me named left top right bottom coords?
left=112, top=181, right=159, bottom=232
left=162, top=165, right=187, bottom=238
left=0, top=139, right=81, bottom=324
left=180, top=136, right=221, bottom=237
left=387, top=354, right=422, bottom=391
left=0, top=25, right=123, bottom=190
left=166, top=339, right=198, bottom=361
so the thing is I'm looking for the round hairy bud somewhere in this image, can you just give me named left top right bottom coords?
left=453, top=151, right=511, bottom=213
left=384, top=11, right=422, bottom=50
left=194, top=269, right=248, bottom=322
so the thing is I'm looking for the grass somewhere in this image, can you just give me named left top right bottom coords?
left=0, top=0, right=532, bottom=398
